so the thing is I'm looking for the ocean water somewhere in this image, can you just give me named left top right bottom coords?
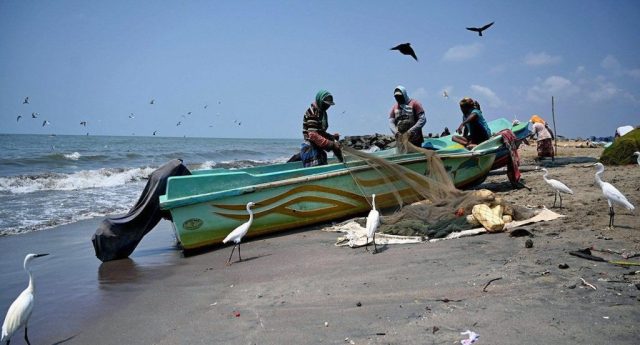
left=0, top=134, right=300, bottom=236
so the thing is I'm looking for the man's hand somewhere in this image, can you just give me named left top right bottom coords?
left=456, top=124, right=464, bottom=134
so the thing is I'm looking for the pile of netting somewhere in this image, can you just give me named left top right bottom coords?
left=600, top=128, right=640, bottom=165
left=340, top=133, right=535, bottom=239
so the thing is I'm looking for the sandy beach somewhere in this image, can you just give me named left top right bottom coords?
left=1, top=143, right=639, bottom=344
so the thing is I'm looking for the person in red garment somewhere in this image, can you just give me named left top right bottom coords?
left=300, top=90, right=343, bottom=167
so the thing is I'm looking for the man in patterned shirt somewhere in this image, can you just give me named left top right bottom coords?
left=300, top=90, right=343, bottom=167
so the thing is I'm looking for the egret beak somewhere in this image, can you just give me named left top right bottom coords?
left=35, top=253, right=49, bottom=257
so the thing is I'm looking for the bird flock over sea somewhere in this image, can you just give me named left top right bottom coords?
left=13, top=21, right=495, bottom=137
left=15, top=96, right=237, bottom=137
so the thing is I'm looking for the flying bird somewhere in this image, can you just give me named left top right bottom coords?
left=42, top=120, right=50, bottom=127
left=443, top=91, right=449, bottom=99
left=594, top=163, right=635, bottom=228
left=365, top=194, right=381, bottom=253
left=153, top=130, right=157, bottom=136
left=466, top=21, right=495, bottom=36
left=129, top=113, right=135, bottom=119
left=633, top=152, right=640, bottom=166
left=390, top=43, right=418, bottom=61
left=176, top=121, right=182, bottom=126
left=80, top=121, right=87, bottom=127
left=31, top=112, right=38, bottom=118
left=187, top=112, right=192, bottom=115
left=1, top=253, right=49, bottom=345
left=22, top=97, right=29, bottom=104
left=204, top=104, right=208, bottom=109
left=540, top=168, right=573, bottom=208
left=16, top=115, right=22, bottom=122
left=150, top=99, right=155, bottom=105
left=223, top=201, right=256, bottom=265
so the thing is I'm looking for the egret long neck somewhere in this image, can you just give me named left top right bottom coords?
left=25, top=264, right=35, bottom=293
left=372, top=195, right=377, bottom=210
left=594, top=169, right=604, bottom=188
left=246, top=205, right=254, bottom=223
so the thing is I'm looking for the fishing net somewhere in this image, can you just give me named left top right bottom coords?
left=600, top=128, right=640, bottom=165
left=341, top=133, right=534, bottom=238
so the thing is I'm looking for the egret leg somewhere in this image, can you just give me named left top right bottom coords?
left=364, top=237, right=370, bottom=252
left=559, top=193, right=563, bottom=208
left=238, top=243, right=242, bottom=262
left=24, top=326, right=31, bottom=345
left=227, top=245, right=236, bottom=265
left=609, top=207, right=615, bottom=228
left=553, top=192, right=557, bottom=208
left=372, top=233, right=378, bottom=254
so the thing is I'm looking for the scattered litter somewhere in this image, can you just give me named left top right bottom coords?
left=558, top=263, right=569, bottom=269
left=482, top=277, right=503, bottom=292
left=591, top=247, right=640, bottom=259
left=569, top=248, right=606, bottom=262
left=209, top=302, right=217, bottom=306
left=356, top=302, right=362, bottom=307
left=432, top=326, right=439, bottom=334
left=603, top=316, right=610, bottom=319
left=525, top=239, right=534, bottom=248
left=510, top=228, right=533, bottom=237
left=324, top=321, right=329, bottom=327
left=580, top=277, right=597, bottom=290
left=460, top=330, right=480, bottom=345
left=233, top=311, right=241, bottom=317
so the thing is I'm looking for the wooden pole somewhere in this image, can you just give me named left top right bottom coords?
left=551, top=96, right=557, bottom=156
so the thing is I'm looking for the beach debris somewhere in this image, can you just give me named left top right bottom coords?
left=525, top=239, right=534, bottom=248
left=591, top=246, right=640, bottom=259
left=510, top=228, right=533, bottom=237
left=324, top=321, right=329, bottom=327
left=460, top=330, right=480, bottom=345
left=390, top=42, right=418, bottom=61
left=580, top=277, right=597, bottom=290
left=223, top=201, right=256, bottom=265
left=356, top=302, right=362, bottom=307
left=432, top=326, right=439, bottom=334
left=540, top=168, right=573, bottom=208
left=558, top=263, right=569, bottom=269
left=569, top=248, right=606, bottom=262
left=593, top=162, right=635, bottom=229
left=482, top=277, right=503, bottom=292
left=233, top=310, right=241, bottom=317
left=471, top=204, right=505, bottom=232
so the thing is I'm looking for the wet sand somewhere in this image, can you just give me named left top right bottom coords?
left=1, top=144, right=639, bottom=344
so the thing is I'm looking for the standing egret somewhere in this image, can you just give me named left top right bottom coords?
left=594, top=163, right=635, bottom=228
left=365, top=194, right=381, bottom=253
left=222, top=202, right=256, bottom=265
left=2, top=253, right=49, bottom=345
left=540, top=168, right=573, bottom=208
left=633, top=152, right=640, bottom=166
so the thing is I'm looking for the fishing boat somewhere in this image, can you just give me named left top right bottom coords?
left=159, top=118, right=528, bottom=251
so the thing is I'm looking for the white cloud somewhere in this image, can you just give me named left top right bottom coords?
left=576, top=66, right=586, bottom=74
left=588, top=81, right=619, bottom=102
left=524, top=52, right=562, bottom=66
left=470, top=84, right=504, bottom=107
left=527, top=75, right=580, bottom=102
left=627, top=68, right=640, bottom=79
left=442, top=43, right=483, bottom=61
left=601, top=55, right=621, bottom=71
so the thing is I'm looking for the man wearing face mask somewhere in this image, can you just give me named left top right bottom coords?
left=300, top=89, right=343, bottom=167
left=388, top=85, right=426, bottom=147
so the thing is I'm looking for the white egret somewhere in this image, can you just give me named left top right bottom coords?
left=633, top=151, right=640, bottom=166
left=1, top=253, right=49, bottom=345
left=222, top=201, right=256, bottom=265
left=540, top=168, right=573, bottom=208
left=594, top=163, right=635, bottom=228
left=365, top=194, right=381, bottom=253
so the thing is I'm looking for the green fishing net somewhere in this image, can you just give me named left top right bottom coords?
left=600, top=129, right=640, bottom=165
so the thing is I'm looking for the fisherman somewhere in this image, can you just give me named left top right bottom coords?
left=300, top=90, right=343, bottom=167
left=389, top=85, right=426, bottom=147
left=528, top=114, right=555, bottom=161
left=452, top=97, right=491, bottom=149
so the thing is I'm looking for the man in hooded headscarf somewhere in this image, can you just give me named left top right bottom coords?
left=300, top=90, right=343, bottom=167
left=389, top=85, right=426, bottom=147
left=452, top=97, right=491, bottom=149
left=528, top=114, right=554, bottom=161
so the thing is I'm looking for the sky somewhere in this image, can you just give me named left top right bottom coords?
left=0, top=0, right=639, bottom=139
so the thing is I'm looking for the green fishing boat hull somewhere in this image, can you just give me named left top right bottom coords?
left=160, top=151, right=496, bottom=251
